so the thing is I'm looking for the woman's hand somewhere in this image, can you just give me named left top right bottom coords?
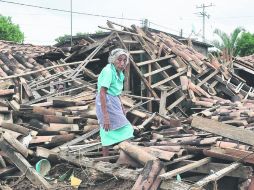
left=122, top=107, right=126, bottom=116
left=103, top=116, right=111, bottom=131
left=100, top=87, right=111, bottom=131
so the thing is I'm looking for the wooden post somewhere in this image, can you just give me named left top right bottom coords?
left=159, top=89, right=167, bottom=116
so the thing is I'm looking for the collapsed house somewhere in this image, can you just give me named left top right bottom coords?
left=0, top=21, right=253, bottom=189
left=234, top=55, right=254, bottom=87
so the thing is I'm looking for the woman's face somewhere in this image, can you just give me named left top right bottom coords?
left=113, top=54, right=128, bottom=71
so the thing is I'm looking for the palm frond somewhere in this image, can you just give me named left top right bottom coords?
left=214, top=28, right=230, bottom=50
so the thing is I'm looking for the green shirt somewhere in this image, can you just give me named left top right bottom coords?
left=97, top=64, right=125, bottom=96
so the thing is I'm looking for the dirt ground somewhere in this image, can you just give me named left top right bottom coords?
left=2, top=163, right=134, bottom=190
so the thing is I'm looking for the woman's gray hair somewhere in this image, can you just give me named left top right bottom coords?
left=108, top=48, right=129, bottom=65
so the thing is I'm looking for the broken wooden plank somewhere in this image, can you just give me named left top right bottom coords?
left=164, top=155, right=195, bottom=166
left=190, top=162, right=241, bottom=190
left=137, top=112, right=156, bottom=130
left=191, top=116, right=254, bottom=146
left=0, top=122, right=36, bottom=136
left=151, top=70, right=186, bottom=88
left=159, top=90, right=167, bottom=116
left=203, top=147, right=254, bottom=164
left=178, top=160, right=252, bottom=179
left=144, top=65, right=173, bottom=78
left=0, top=138, right=51, bottom=189
left=51, top=128, right=99, bottom=152
left=136, top=55, right=175, bottom=67
left=132, top=160, right=164, bottom=190
left=159, top=157, right=211, bottom=180
left=0, top=59, right=100, bottom=80
left=160, top=180, right=192, bottom=190
left=197, top=70, right=219, bottom=87
left=2, top=132, right=32, bottom=157
left=59, top=153, right=139, bottom=181
left=167, top=95, right=186, bottom=111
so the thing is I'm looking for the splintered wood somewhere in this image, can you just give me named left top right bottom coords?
left=0, top=22, right=253, bottom=189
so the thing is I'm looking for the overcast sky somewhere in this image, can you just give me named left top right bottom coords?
left=1, top=0, right=254, bottom=45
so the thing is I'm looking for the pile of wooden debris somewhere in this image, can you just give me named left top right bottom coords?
left=0, top=21, right=253, bottom=190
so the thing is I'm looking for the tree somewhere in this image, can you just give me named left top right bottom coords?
left=235, top=32, right=254, bottom=56
left=55, top=34, right=71, bottom=44
left=0, top=15, right=24, bottom=43
left=55, top=32, right=90, bottom=44
left=55, top=30, right=105, bottom=44
left=213, top=27, right=244, bottom=64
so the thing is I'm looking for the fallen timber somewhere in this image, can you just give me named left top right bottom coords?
left=0, top=22, right=253, bottom=189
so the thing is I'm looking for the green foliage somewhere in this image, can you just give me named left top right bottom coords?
left=55, top=34, right=71, bottom=43
left=235, top=32, right=254, bottom=56
left=0, top=15, right=24, bottom=43
left=55, top=32, right=90, bottom=44
left=76, top=32, right=90, bottom=36
left=213, top=27, right=244, bottom=57
left=55, top=30, right=106, bottom=44
left=95, top=30, right=104, bottom=34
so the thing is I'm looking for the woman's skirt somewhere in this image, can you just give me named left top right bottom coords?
left=96, top=93, right=134, bottom=146
left=100, top=123, right=134, bottom=146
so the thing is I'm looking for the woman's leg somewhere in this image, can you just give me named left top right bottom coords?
left=102, top=146, right=109, bottom=156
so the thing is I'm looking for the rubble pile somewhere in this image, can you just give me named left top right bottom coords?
left=0, top=22, right=253, bottom=189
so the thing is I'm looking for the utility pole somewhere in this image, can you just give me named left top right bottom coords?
left=141, top=19, right=149, bottom=31
left=70, top=0, right=73, bottom=46
left=196, top=3, right=213, bottom=42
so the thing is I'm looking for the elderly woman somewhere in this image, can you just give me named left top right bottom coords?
left=96, top=48, right=134, bottom=156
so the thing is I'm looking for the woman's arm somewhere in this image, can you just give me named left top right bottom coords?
left=119, top=96, right=126, bottom=115
left=100, top=87, right=110, bottom=131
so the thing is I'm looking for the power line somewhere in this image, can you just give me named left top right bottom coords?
left=149, top=21, right=180, bottom=33
left=213, top=16, right=254, bottom=20
left=0, top=0, right=142, bottom=22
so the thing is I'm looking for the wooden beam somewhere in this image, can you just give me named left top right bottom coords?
left=122, top=51, right=159, bottom=99
left=167, top=95, right=186, bottom=111
left=2, top=132, right=32, bottom=157
left=98, top=26, right=140, bottom=36
left=164, top=155, right=195, bottom=166
left=132, top=160, right=164, bottom=190
left=137, top=55, right=175, bottom=67
left=144, top=65, right=173, bottom=78
left=151, top=70, right=186, bottom=88
left=159, top=90, right=167, bottom=116
left=178, top=160, right=252, bottom=179
left=123, top=40, right=139, bottom=44
left=192, top=116, right=254, bottom=146
left=197, top=70, right=219, bottom=87
left=0, top=138, right=51, bottom=189
left=190, top=163, right=241, bottom=189
left=137, top=112, right=156, bottom=130
left=59, top=153, right=139, bottom=181
left=166, top=86, right=181, bottom=97
left=129, top=50, right=146, bottom=54
left=51, top=128, right=99, bottom=152
left=0, top=59, right=99, bottom=80
left=159, top=157, right=211, bottom=180
left=160, top=180, right=193, bottom=190
left=59, top=152, right=195, bottom=190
